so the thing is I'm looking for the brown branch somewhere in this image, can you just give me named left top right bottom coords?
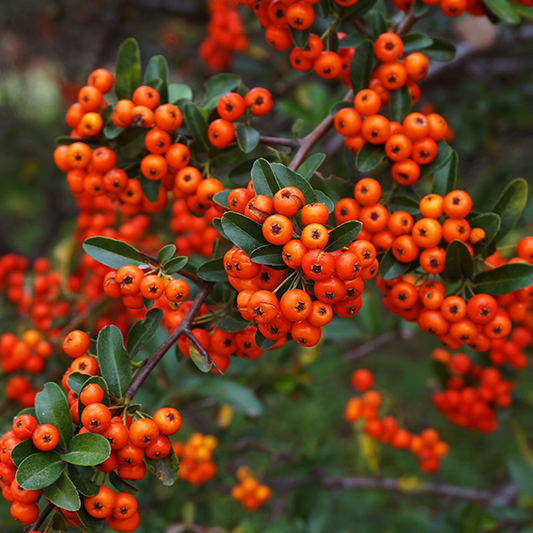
left=353, top=20, right=371, bottom=38
left=288, top=89, right=354, bottom=170
left=259, top=136, right=299, bottom=149
left=343, top=329, right=414, bottom=361
left=185, top=329, right=224, bottom=374
left=28, top=501, right=55, bottom=532
left=125, top=280, right=214, bottom=401
left=394, top=12, right=418, bottom=35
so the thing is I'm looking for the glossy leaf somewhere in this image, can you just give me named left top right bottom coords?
left=144, top=55, right=169, bottom=103
left=127, top=308, right=164, bottom=358
left=162, top=256, right=188, bottom=275
left=83, top=236, right=146, bottom=270
left=16, top=452, right=65, bottom=490
left=297, top=153, right=326, bottom=181
left=290, top=27, right=310, bottom=48
left=157, top=244, right=176, bottom=265
left=96, top=326, right=132, bottom=399
left=62, top=433, right=111, bottom=466
left=411, top=0, right=431, bottom=16
left=236, top=125, right=260, bottom=153
left=325, top=221, right=362, bottom=251
left=368, top=10, right=387, bottom=39
left=213, top=189, right=230, bottom=209
left=43, top=472, right=81, bottom=512
left=221, top=212, right=268, bottom=256
left=67, top=372, right=92, bottom=394
left=114, top=38, right=141, bottom=100
left=109, top=471, right=140, bottom=495
left=219, top=313, right=250, bottom=332
left=35, top=383, right=73, bottom=450
left=169, top=83, right=192, bottom=104
left=78, top=376, right=111, bottom=420
left=350, top=40, right=374, bottom=94
left=337, top=32, right=368, bottom=48
left=77, top=506, right=105, bottom=532
left=197, top=256, right=227, bottom=282
left=423, top=38, right=456, bottom=62
left=255, top=329, right=277, bottom=350
left=401, top=33, right=434, bottom=53
left=145, top=446, right=180, bottom=486
left=474, top=263, right=533, bottom=295
left=68, top=464, right=99, bottom=497
left=11, top=439, right=38, bottom=467
left=315, top=190, right=335, bottom=213
left=341, top=0, right=379, bottom=20
left=379, top=249, right=412, bottom=280
left=444, top=240, right=474, bottom=282
left=183, top=101, right=209, bottom=151
left=139, top=175, right=161, bottom=203
left=271, top=163, right=317, bottom=204
left=389, top=85, right=412, bottom=123
left=314, top=0, right=331, bottom=17
left=419, top=141, right=453, bottom=179
left=251, top=158, right=281, bottom=198
left=432, top=150, right=458, bottom=196
left=484, top=0, right=521, bottom=22
left=189, top=344, right=212, bottom=373
left=203, top=73, right=240, bottom=111
left=356, top=142, right=386, bottom=172
left=250, top=244, right=285, bottom=267
left=469, top=213, right=501, bottom=254
left=491, top=178, right=528, bottom=243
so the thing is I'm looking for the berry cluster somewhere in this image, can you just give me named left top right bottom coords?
left=345, top=369, right=449, bottom=472
left=173, top=433, right=218, bottom=486
left=230, top=466, right=272, bottom=511
left=489, top=326, right=531, bottom=368
left=200, top=0, right=248, bottom=70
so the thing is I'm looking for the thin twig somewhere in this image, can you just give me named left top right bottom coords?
left=353, top=20, right=370, bottom=38
left=343, top=330, right=413, bottom=361
left=395, top=12, right=418, bottom=35
left=185, top=329, right=223, bottom=374
left=28, top=501, right=55, bottom=532
left=259, top=136, right=299, bottom=149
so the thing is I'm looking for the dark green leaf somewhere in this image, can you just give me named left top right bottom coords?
left=315, top=190, right=335, bottom=213
left=389, top=85, right=412, bottom=123
left=401, top=33, right=434, bottom=53
left=197, top=257, right=227, bottom=282
left=379, top=249, right=413, bottom=280
left=127, top=308, right=164, bottom=358
left=203, top=73, right=240, bottom=111
left=144, top=55, right=169, bottom=103
left=432, top=150, right=458, bottom=196
left=487, top=506, right=531, bottom=523
left=56, top=136, right=100, bottom=147
left=62, top=433, right=111, bottom=466
left=78, top=376, right=111, bottom=420
left=236, top=125, right=260, bottom=153
left=491, top=178, right=528, bottom=243
left=168, top=83, right=192, bottom=104
left=183, top=101, right=209, bottom=151
left=474, top=263, right=533, bottom=295
left=484, top=0, right=521, bottom=22
left=11, top=439, right=38, bottom=467
left=35, top=383, right=73, bottom=450
left=314, top=0, right=331, bottom=18
left=290, top=27, right=310, bottom=48
left=114, top=38, right=141, bottom=100
left=325, top=221, right=362, bottom=251
left=43, top=472, right=81, bottom=512
left=338, top=32, right=369, bottom=49
left=469, top=213, right=501, bottom=254
left=444, top=240, right=474, bottom=282
left=250, top=244, right=285, bottom=267
left=419, top=141, right=453, bottom=179
left=83, top=236, right=146, bottom=269
left=67, top=372, right=91, bottom=394
left=163, top=256, right=188, bottom=275
left=297, top=153, right=326, bottom=180
left=433, top=359, right=450, bottom=388
left=350, top=40, right=374, bottom=94
left=157, top=244, right=176, bottom=265
left=96, top=326, right=132, bottom=399
left=16, top=452, right=65, bottom=490
left=139, top=175, right=161, bottom=203
left=221, top=212, right=268, bottom=256
left=356, top=142, right=386, bottom=172
left=340, top=0, right=379, bottom=21
left=51, top=510, right=68, bottom=531
left=78, top=506, right=105, bottom=532
left=411, top=0, right=431, bottom=16
left=251, top=158, right=281, bottom=198
left=330, top=101, right=353, bottom=117
left=458, top=503, right=484, bottom=533
left=213, top=189, right=230, bottom=209
left=423, top=38, right=456, bottom=62
left=255, top=329, right=277, bottom=350
left=145, top=446, right=180, bottom=486
left=271, top=163, right=316, bottom=204
left=323, top=174, right=355, bottom=199
left=367, top=10, right=387, bottom=40
left=512, top=2, right=533, bottom=18
left=189, top=344, right=212, bottom=373
left=109, top=471, right=140, bottom=495
left=219, top=313, right=250, bottom=333
left=68, top=464, right=99, bottom=497
left=390, top=195, right=421, bottom=215
left=145, top=78, right=165, bottom=100
left=213, top=217, right=229, bottom=240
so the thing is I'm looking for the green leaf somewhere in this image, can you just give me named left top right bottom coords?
left=62, top=433, right=111, bottom=466
left=315, top=190, right=335, bottom=213
left=339, top=32, right=369, bottom=49
left=139, top=175, right=161, bottom=203
left=444, top=240, right=474, bottom=282
left=145, top=446, right=180, bottom=486
left=271, top=163, right=317, bottom=205
left=379, top=249, right=412, bottom=280
left=291, top=26, right=310, bottom=48
left=484, top=0, right=521, bottom=22
left=109, top=471, right=140, bottom=495
left=419, top=141, right=453, bottom=179
left=458, top=502, right=484, bottom=533
left=221, top=212, right=268, bottom=256
left=491, top=178, right=528, bottom=243
left=469, top=213, right=501, bottom=254
left=340, top=0, right=379, bottom=21
left=367, top=10, right=387, bottom=40
left=67, top=371, right=91, bottom=394
left=42, top=472, right=81, bottom=512
left=432, top=150, right=458, bottom=196
left=96, top=326, right=132, bottom=399
left=127, top=308, right=164, bottom=358
left=83, top=236, right=146, bottom=270
left=297, top=153, right=326, bottom=181
left=157, top=244, right=176, bottom=266
left=189, top=344, right=212, bottom=373
left=236, top=125, right=260, bottom=153
left=144, top=55, right=169, bottom=103
left=183, top=101, right=209, bottom=151
left=323, top=174, right=355, bottom=199
left=512, top=2, right=533, bottom=18
left=389, top=85, right=412, bottom=123
left=251, top=158, right=281, bottom=199
left=163, top=256, right=188, bottom=275
left=423, top=38, right=456, bottom=62
left=51, top=510, right=68, bottom=531
left=11, top=439, right=38, bottom=467
left=315, top=0, right=331, bottom=18
left=350, top=40, right=374, bottom=94
left=68, top=464, right=99, bottom=497
left=255, top=329, right=277, bottom=350
left=114, top=38, right=141, bottom=100
left=16, top=452, right=65, bottom=490
left=474, top=263, right=533, bottom=295
left=325, top=221, right=362, bottom=251
left=35, top=383, right=73, bottom=450
left=203, top=73, right=240, bottom=111
left=356, top=142, right=386, bottom=172
left=78, top=506, right=105, bottom=532
left=168, top=83, right=192, bottom=104
left=401, top=33, right=434, bottom=53
left=197, top=257, right=227, bottom=282
left=213, top=189, right=230, bottom=209
left=219, top=313, right=250, bottom=333
left=145, top=78, right=165, bottom=101
left=390, top=194, right=421, bottom=215
left=250, top=244, right=285, bottom=267
left=411, top=0, right=431, bottom=16
left=330, top=101, right=353, bottom=117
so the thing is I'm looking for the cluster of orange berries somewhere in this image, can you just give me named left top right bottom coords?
left=237, top=0, right=355, bottom=84
left=489, top=325, right=531, bottom=368
left=432, top=349, right=517, bottom=433
left=345, top=369, right=449, bottom=472
left=230, top=466, right=272, bottom=511
left=200, top=0, right=248, bottom=69
left=0, top=329, right=51, bottom=379
left=208, top=88, right=273, bottom=149
left=173, top=433, right=217, bottom=486
left=103, top=264, right=190, bottom=310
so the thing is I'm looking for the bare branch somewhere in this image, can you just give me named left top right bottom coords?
left=260, top=136, right=300, bottom=149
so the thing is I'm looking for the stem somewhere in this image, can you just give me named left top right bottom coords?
left=125, top=280, right=214, bottom=401
left=28, top=501, right=55, bottom=532
left=353, top=20, right=370, bottom=38
left=259, top=136, right=299, bottom=149
left=394, top=12, right=418, bottom=35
